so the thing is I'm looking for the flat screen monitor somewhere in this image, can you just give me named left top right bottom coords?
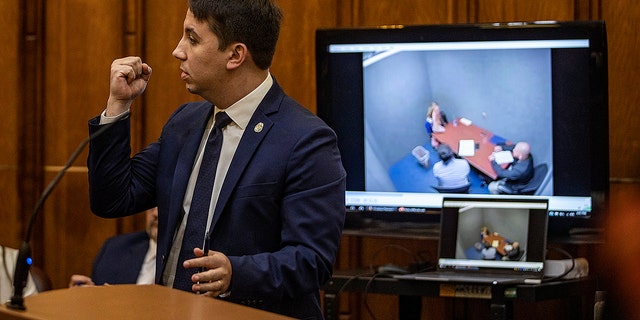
left=315, top=21, right=609, bottom=236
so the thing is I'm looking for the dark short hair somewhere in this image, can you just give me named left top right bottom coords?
left=437, top=144, right=454, bottom=163
left=189, top=0, right=282, bottom=70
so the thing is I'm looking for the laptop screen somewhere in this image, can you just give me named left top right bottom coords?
left=439, top=197, right=549, bottom=275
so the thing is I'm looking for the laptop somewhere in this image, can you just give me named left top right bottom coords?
left=395, top=197, right=549, bottom=284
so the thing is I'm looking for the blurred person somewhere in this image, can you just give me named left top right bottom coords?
left=1, top=245, right=38, bottom=303
left=432, top=143, right=470, bottom=189
left=426, top=101, right=447, bottom=133
left=425, top=102, right=448, bottom=148
left=69, top=207, right=158, bottom=287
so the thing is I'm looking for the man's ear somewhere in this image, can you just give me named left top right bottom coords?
left=227, top=43, right=247, bottom=70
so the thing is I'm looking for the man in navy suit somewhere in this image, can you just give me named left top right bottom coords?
left=69, top=208, right=158, bottom=286
left=86, top=1, right=346, bottom=318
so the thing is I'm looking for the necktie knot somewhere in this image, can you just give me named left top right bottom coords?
left=214, top=111, right=232, bottom=130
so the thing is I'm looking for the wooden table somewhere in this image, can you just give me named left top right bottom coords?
left=433, top=119, right=505, bottom=180
left=0, top=284, right=293, bottom=320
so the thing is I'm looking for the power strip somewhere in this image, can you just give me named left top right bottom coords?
left=544, top=258, right=589, bottom=279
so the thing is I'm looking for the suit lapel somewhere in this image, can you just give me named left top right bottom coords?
left=166, top=105, right=213, bottom=239
left=209, top=82, right=284, bottom=229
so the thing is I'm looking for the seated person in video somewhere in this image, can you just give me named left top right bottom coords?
left=502, top=241, right=521, bottom=261
left=433, top=144, right=470, bottom=188
left=425, top=102, right=448, bottom=133
left=474, top=227, right=523, bottom=261
left=487, top=141, right=534, bottom=194
left=425, top=101, right=448, bottom=147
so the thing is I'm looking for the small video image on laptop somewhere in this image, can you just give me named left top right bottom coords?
left=393, top=197, right=549, bottom=283
left=439, top=197, right=549, bottom=274
left=458, top=210, right=528, bottom=262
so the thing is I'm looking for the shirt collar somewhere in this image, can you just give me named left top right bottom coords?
left=214, top=73, right=273, bottom=130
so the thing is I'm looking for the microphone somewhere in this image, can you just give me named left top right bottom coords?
left=6, top=111, right=129, bottom=310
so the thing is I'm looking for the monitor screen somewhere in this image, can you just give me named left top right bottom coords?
left=316, top=21, right=609, bottom=235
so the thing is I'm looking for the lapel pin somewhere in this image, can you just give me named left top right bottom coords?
left=254, top=122, right=264, bottom=133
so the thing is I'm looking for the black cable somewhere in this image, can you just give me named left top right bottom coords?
left=335, top=271, right=374, bottom=296
left=543, top=246, right=575, bottom=282
left=413, top=250, right=436, bottom=272
left=337, top=244, right=434, bottom=319
left=24, top=111, right=130, bottom=244
left=363, top=272, right=386, bottom=320
left=368, top=244, right=425, bottom=274
left=331, top=271, right=376, bottom=319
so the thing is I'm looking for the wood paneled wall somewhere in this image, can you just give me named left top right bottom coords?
left=1, top=0, right=638, bottom=304
left=0, top=0, right=22, bottom=250
left=603, top=1, right=640, bottom=180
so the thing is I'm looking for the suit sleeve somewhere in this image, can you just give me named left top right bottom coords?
left=492, top=158, right=530, bottom=181
left=87, top=116, right=159, bottom=217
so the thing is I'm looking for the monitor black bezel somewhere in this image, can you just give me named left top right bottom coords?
left=316, top=21, right=609, bottom=236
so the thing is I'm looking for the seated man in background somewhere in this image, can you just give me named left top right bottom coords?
left=1, top=246, right=38, bottom=302
left=488, top=142, right=534, bottom=194
left=69, top=207, right=158, bottom=287
left=433, top=143, right=470, bottom=188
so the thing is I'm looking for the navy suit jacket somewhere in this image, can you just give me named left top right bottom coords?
left=92, top=231, right=149, bottom=285
left=87, top=81, right=346, bottom=319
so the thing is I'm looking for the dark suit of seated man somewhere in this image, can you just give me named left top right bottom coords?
left=69, top=208, right=158, bottom=287
left=487, top=142, right=534, bottom=194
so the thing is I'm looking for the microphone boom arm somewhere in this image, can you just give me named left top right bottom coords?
left=6, top=111, right=129, bottom=310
